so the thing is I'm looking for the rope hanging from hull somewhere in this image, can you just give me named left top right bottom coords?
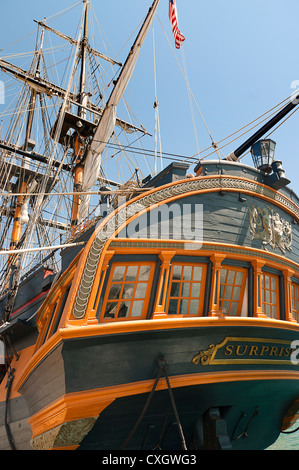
left=4, top=368, right=16, bottom=450
left=120, top=356, right=187, bottom=451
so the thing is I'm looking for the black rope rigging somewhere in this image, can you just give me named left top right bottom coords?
left=120, top=356, right=187, bottom=451
left=4, top=367, right=16, bottom=450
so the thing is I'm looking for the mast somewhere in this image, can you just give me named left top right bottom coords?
left=79, top=0, right=89, bottom=119
left=77, top=0, right=161, bottom=223
left=0, top=60, right=145, bottom=134
left=71, top=0, right=89, bottom=234
left=22, top=26, right=45, bottom=154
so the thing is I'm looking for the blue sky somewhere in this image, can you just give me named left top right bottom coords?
left=1, top=0, right=299, bottom=193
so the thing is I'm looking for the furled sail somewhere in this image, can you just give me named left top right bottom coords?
left=78, top=0, right=160, bottom=222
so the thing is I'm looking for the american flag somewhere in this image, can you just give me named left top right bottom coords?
left=169, top=0, right=186, bottom=49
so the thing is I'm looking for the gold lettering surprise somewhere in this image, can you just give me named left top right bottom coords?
left=224, top=343, right=291, bottom=358
left=192, top=337, right=295, bottom=366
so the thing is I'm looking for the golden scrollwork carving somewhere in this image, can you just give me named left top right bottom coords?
left=192, top=344, right=216, bottom=366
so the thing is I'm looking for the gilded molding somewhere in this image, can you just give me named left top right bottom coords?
left=192, top=344, right=217, bottom=365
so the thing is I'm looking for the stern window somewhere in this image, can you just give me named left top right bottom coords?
left=101, top=262, right=155, bottom=321
left=219, top=267, right=248, bottom=316
left=291, top=282, right=299, bottom=323
left=167, top=263, right=206, bottom=316
left=261, top=273, right=280, bottom=319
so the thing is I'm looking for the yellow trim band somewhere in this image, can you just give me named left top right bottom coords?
left=29, top=368, right=299, bottom=439
left=16, top=316, right=299, bottom=391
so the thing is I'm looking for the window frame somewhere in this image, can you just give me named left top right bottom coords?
left=166, top=262, right=207, bottom=317
left=261, top=271, right=280, bottom=319
left=219, top=266, right=248, bottom=317
left=99, top=261, right=156, bottom=322
left=291, top=281, right=299, bottom=323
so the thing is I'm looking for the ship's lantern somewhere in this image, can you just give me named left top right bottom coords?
left=250, top=139, right=276, bottom=173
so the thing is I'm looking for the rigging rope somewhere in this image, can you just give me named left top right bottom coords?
left=43, top=1, right=82, bottom=23
left=192, top=96, right=297, bottom=162
left=152, top=25, right=163, bottom=175
left=157, top=14, right=219, bottom=157
left=239, top=105, right=299, bottom=161
left=0, top=241, right=85, bottom=256
left=180, top=45, right=201, bottom=158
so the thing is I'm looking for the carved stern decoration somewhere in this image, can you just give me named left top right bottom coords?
left=192, top=344, right=217, bottom=366
left=249, top=203, right=292, bottom=254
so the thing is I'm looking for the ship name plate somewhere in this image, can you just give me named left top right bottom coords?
left=192, top=337, right=297, bottom=366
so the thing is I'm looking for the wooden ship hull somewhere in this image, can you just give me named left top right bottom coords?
left=0, top=160, right=299, bottom=450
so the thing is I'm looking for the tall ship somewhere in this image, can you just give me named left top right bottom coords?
left=0, top=0, right=298, bottom=451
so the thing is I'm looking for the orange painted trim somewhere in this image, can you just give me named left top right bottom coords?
left=209, top=254, right=226, bottom=316
left=35, top=238, right=299, bottom=345
left=98, top=260, right=156, bottom=322
left=217, top=265, right=248, bottom=317
left=261, top=271, right=281, bottom=320
left=291, top=283, right=299, bottom=324
left=86, top=250, right=115, bottom=322
left=284, top=268, right=297, bottom=323
left=5, top=181, right=27, bottom=287
left=29, top=392, right=114, bottom=438
left=252, top=259, right=267, bottom=318
left=109, top=239, right=299, bottom=275
left=71, top=162, right=84, bottom=236
left=0, top=343, right=36, bottom=402
left=29, top=368, right=299, bottom=439
left=108, top=240, right=299, bottom=320
left=153, top=251, right=176, bottom=315
left=165, top=261, right=207, bottom=316
left=36, top=253, right=80, bottom=328
left=9, top=181, right=27, bottom=248
left=15, top=316, right=299, bottom=391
